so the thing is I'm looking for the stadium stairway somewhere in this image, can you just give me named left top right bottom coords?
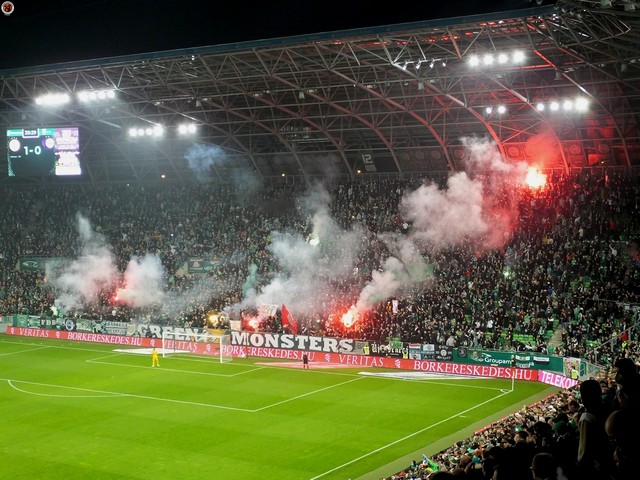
left=547, top=324, right=565, bottom=354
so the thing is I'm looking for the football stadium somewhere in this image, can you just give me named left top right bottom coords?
left=1, top=1, right=639, bottom=480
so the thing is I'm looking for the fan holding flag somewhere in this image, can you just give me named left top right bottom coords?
left=280, top=304, right=298, bottom=335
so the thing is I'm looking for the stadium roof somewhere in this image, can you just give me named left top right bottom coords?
left=1, top=1, right=639, bottom=185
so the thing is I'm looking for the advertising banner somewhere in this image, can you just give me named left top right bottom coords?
left=187, top=257, right=220, bottom=273
left=6, top=327, right=539, bottom=381
left=13, top=314, right=41, bottom=328
left=538, top=370, right=578, bottom=389
left=454, top=348, right=563, bottom=373
left=16, top=257, right=65, bottom=271
left=408, top=343, right=422, bottom=359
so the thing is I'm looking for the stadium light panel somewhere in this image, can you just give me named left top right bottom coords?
left=575, top=97, right=590, bottom=112
left=178, top=123, right=198, bottom=135
left=128, top=126, right=164, bottom=137
left=512, top=51, right=525, bottom=63
left=35, top=93, right=71, bottom=106
left=77, top=89, right=116, bottom=102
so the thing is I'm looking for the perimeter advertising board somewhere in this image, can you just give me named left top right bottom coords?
left=6, top=327, right=539, bottom=381
left=454, top=348, right=564, bottom=373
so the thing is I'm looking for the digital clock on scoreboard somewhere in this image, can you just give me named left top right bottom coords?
left=7, top=127, right=81, bottom=176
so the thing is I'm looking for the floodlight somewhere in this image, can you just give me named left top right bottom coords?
left=574, top=97, right=590, bottom=112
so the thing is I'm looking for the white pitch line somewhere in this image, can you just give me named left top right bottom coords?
left=0, top=339, right=117, bottom=354
left=87, top=352, right=128, bottom=362
left=358, top=373, right=506, bottom=392
left=308, top=387, right=512, bottom=480
left=0, top=345, right=52, bottom=357
left=8, top=380, right=125, bottom=398
left=0, top=377, right=254, bottom=412
left=252, top=376, right=366, bottom=412
left=409, top=380, right=505, bottom=392
left=2, top=373, right=369, bottom=414
left=85, top=358, right=266, bottom=377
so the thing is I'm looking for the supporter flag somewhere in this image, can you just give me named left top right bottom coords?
left=281, top=304, right=298, bottom=335
left=258, top=303, right=279, bottom=318
left=422, top=454, right=439, bottom=472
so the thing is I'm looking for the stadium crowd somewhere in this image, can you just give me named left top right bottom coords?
left=385, top=356, right=640, bottom=480
left=1, top=171, right=637, bottom=361
left=1, top=169, right=639, bottom=480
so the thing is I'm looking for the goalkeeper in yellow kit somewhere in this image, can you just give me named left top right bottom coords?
left=151, top=347, right=160, bottom=367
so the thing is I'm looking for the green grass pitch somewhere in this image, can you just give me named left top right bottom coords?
left=0, top=336, right=552, bottom=480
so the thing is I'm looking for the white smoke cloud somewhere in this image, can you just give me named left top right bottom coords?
left=461, top=136, right=514, bottom=172
left=49, top=136, right=536, bottom=323
left=184, top=143, right=227, bottom=181
left=350, top=137, right=530, bottom=313
left=401, top=172, right=488, bottom=247
left=160, top=276, right=230, bottom=320
left=184, top=144, right=266, bottom=198
left=355, top=256, right=412, bottom=311
left=46, top=213, right=222, bottom=318
left=117, top=254, right=166, bottom=307
left=238, top=183, right=365, bottom=315
left=45, top=214, right=119, bottom=313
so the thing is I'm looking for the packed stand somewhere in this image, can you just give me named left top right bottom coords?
left=383, top=356, right=640, bottom=480
left=0, top=172, right=639, bottom=364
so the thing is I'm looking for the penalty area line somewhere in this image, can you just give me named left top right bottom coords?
left=0, top=345, right=52, bottom=357
left=85, top=358, right=265, bottom=377
left=7, top=379, right=125, bottom=398
left=0, top=377, right=254, bottom=412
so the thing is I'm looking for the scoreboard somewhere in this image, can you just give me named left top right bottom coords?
left=7, top=127, right=81, bottom=176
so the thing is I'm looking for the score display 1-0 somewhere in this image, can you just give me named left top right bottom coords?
left=7, top=127, right=81, bottom=176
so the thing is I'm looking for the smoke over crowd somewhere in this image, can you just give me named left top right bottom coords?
left=45, top=214, right=165, bottom=314
left=237, top=136, right=541, bottom=321
left=45, top=213, right=226, bottom=318
left=44, top=137, right=543, bottom=327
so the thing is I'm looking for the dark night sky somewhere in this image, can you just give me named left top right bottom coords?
left=0, top=0, right=550, bottom=69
